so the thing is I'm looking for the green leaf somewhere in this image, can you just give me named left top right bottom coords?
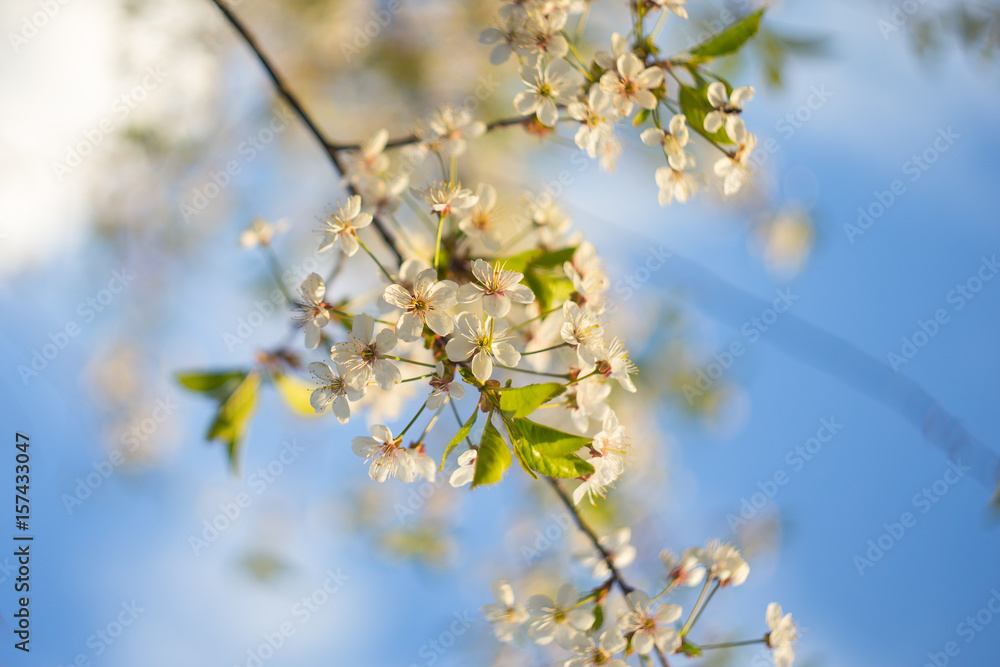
left=207, top=371, right=262, bottom=472
left=495, top=246, right=577, bottom=273
left=510, top=418, right=594, bottom=478
left=273, top=373, right=322, bottom=419
left=176, top=370, right=246, bottom=397
left=632, top=108, right=651, bottom=127
left=590, top=603, right=604, bottom=632
left=439, top=409, right=478, bottom=472
left=679, top=84, right=732, bottom=144
left=472, top=420, right=512, bottom=488
left=688, top=8, right=765, bottom=61
left=498, top=383, right=565, bottom=418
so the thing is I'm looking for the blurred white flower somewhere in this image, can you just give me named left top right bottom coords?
left=562, top=629, right=627, bottom=667
left=714, top=129, right=756, bottom=196
left=568, top=87, right=618, bottom=158
left=239, top=217, right=288, bottom=248
left=308, top=361, right=361, bottom=423
left=766, top=602, right=798, bottom=667
left=449, top=448, right=477, bottom=487
left=482, top=579, right=529, bottom=643
left=700, top=540, right=749, bottom=586
left=640, top=114, right=692, bottom=169
left=575, top=527, right=636, bottom=578
left=617, top=591, right=682, bottom=655
left=659, top=547, right=706, bottom=587
left=427, top=362, right=465, bottom=409
left=342, top=128, right=390, bottom=185
left=458, top=183, right=504, bottom=251
left=599, top=53, right=663, bottom=117
left=514, top=59, right=580, bottom=127
left=526, top=584, right=593, bottom=648
left=704, top=82, right=755, bottom=139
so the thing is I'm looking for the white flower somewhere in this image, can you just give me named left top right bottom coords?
left=308, top=362, right=362, bottom=423
left=564, top=242, right=608, bottom=305
left=766, top=603, right=798, bottom=667
left=575, top=527, right=636, bottom=578
left=655, top=165, right=699, bottom=205
left=480, top=5, right=529, bottom=65
left=358, top=174, right=408, bottom=217
left=599, top=53, right=663, bottom=117
left=565, top=376, right=611, bottom=433
left=419, top=180, right=479, bottom=218
left=418, top=105, right=486, bottom=157
left=594, top=337, right=637, bottom=393
left=457, top=259, right=536, bottom=318
left=293, top=273, right=331, bottom=349
left=331, top=313, right=401, bottom=391
left=514, top=59, right=580, bottom=127
left=446, top=313, right=521, bottom=382
left=562, top=629, right=627, bottom=667
left=411, top=448, right=436, bottom=483
left=594, top=32, right=629, bottom=71
left=458, top=183, right=504, bottom=251
left=659, top=548, right=706, bottom=587
left=574, top=410, right=628, bottom=504
left=342, top=128, right=390, bottom=185
left=704, top=82, right=755, bottom=139
left=449, top=448, right=477, bottom=487
left=560, top=301, right=603, bottom=365
left=382, top=268, right=458, bottom=341
left=239, top=217, right=287, bottom=248
left=617, top=591, right=682, bottom=655
left=351, top=424, right=415, bottom=482
left=482, top=579, right=529, bottom=643
left=522, top=9, right=569, bottom=60
left=526, top=584, right=593, bottom=648
left=640, top=114, right=692, bottom=169
left=714, top=130, right=756, bottom=196
left=427, top=362, right=466, bottom=409
left=526, top=196, right=572, bottom=245
left=567, top=87, right=618, bottom=158
left=318, top=195, right=373, bottom=256
left=652, top=0, right=688, bottom=18
left=700, top=540, right=749, bottom=587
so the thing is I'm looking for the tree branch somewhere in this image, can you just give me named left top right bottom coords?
left=547, top=478, right=672, bottom=667
left=208, top=0, right=403, bottom=264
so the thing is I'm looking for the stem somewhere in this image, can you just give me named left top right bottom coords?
left=414, top=404, right=446, bottom=444
left=434, top=212, right=446, bottom=271
left=401, top=373, right=435, bottom=383
left=697, top=638, right=767, bottom=650
left=386, top=356, right=437, bottom=368
left=329, top=308, right=394, bottom=326
left=650, top=10, right=668, bottom=39
left=521, top=343, right=569, bottom=356
left=685, top=580, right=720, bottom=633
left=397, top=402, right=427, bottom=439
left=574, top=3, right=590, bottom=43
left=509, top=306, right=561, bottom=331
left=495, top=364, right=569, bottom=379
left=357, top=238, right=396, bottom=283
left=680, top=578, right=713, bottom=637
left=263, top=246, right=294, bottom=303
left=449, top=400, right=476, bottom=448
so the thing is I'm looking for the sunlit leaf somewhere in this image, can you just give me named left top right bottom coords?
left=207, top=371, right=262, bottom=472
left=471, top=420, right=512, bottom=488
left=273, top=373, right=322, bottom=419
left=688, top=9, right=765, bottom=61
left=498, top=383, right=565, bottom=418
left=440, top=408, right=478, bottom=472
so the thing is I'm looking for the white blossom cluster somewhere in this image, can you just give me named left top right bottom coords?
left=482, top=0, right=758, bottom=203
left=485, top=536, right=798, bottom=666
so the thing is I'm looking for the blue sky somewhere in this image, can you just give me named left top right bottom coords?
left=1, top=1, right=999, bottom=666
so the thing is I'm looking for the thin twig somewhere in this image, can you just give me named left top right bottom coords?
left=208, top=0, right=403, bottom=263
left=546, top=478, right=671, bottom=667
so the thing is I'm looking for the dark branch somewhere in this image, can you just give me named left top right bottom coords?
left=208, top=0, right=403, bottom=264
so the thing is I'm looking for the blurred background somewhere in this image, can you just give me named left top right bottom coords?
left=1, top=0, right=999, bottom=665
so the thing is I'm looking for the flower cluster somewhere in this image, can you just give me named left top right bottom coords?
left=485, top=536, right=797, bottom=666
